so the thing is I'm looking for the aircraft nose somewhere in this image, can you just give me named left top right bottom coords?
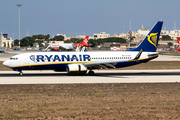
left=3, top=60, right=10, bottom=67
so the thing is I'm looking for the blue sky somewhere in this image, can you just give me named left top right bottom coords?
left=0, top=0, right=179, bottom=39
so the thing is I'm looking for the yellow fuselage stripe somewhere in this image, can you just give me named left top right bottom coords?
left=10, top=61, right=97, bottom=69
left=129, top=55, right=158, bottom=62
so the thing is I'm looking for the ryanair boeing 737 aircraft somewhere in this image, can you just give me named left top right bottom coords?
left=3, top=21, right=163, bottom=75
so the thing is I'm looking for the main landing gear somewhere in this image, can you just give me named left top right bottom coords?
left=19, top=71, right=23, bottom=76
left=88, top=70, right=94, bottom=75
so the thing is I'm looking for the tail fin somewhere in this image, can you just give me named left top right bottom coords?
left=176, top=37, right=180, bottom=51
left=81, top=36, right=89, bottom=44
left=127, top=21, right=163, bottom=52
left=177, top=37, right=180, bottom=44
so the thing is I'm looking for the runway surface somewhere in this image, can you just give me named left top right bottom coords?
left=0, top=70, right=180, bottom=84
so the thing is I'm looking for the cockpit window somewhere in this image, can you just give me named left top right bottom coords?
left=10, top=58, right=18, bottom=60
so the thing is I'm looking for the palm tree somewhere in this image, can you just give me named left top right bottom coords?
left=45, top=34, right=50, bottom=40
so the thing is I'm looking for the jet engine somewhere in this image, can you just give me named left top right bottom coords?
left=54, top=47, right=59, bottom=51
left=66, top=64, right=87, bottom=74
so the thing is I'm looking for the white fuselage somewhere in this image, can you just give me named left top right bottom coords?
left=49, top=43, right=74, bottom=49
left=3, top=51, right=158, bottom=71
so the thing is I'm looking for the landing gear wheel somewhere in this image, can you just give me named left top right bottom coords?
left=88, top=71, right=94, bottom=75
left=19, top=72, right=23, bottom=76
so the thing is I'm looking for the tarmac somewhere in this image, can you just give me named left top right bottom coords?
left=0, top=70, right=180, bottom=84
left=0, top=51, right=180, bottom=84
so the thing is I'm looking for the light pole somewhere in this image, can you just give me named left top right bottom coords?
left=17, top=4, right=22, bottom=48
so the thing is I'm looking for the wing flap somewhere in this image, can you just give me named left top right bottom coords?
left=84, top=61, right=117, bottom=70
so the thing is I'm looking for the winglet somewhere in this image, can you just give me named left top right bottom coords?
left=134, top=49, right=143, bottom=60
left=129, top=49, right=143, bottom=61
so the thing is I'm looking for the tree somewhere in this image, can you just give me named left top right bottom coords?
left=53, top=35, right=64, bottom=41
left=13, top=37, right=35, bottom=47
left=32, top=35, right=38, bottom=39
left=72, top=38, right=81, bottom=43
left=35, top=40, right=44, bottom=47
left=45, top=34, right=50, bottom=40
left=96, top=37, right=127, bottom=44
left=168, top=42, right=173, bottom=47
left=21, top=37, right=29, bottom=46
left=14, top=39, right=19, bottom=46
left=32, top=34, right=49, bottom=41
left=64, top=39, right=72, bottom=43
left=20, top=37, right=35, bottom=47
left=161, top=35, right=172, bottom=41
left=64, top=38, right=82, bottom=43
left=88, top=39, right=98, bottom=47
left=26, top=37, right=35, bottom=46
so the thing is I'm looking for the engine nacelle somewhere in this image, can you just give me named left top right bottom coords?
left=54, top=47, right=59, bottom=51
left=66, top=64, right=87, bottom=74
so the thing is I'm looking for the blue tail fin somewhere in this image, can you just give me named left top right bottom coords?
left=126, top=21, right=163, bottom=52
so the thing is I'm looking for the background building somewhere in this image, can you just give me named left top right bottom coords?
left=0, top=34, right=14, bottom=48
left=161, top=28, right=180, bottom=40
left=93, top=32, right=110, bottom=39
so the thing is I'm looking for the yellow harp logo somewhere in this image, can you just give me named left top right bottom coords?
left=147, top=32, right=158, bottom=47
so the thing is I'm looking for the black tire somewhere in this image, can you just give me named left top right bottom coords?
left=19, top=72, right=23, bottom=76
left=88, top=71, right=94, bottom=75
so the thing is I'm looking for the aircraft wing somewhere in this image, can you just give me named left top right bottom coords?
left=84, top=61, right=117, bottom=69
left=83, top=49, right=149, bottom=70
